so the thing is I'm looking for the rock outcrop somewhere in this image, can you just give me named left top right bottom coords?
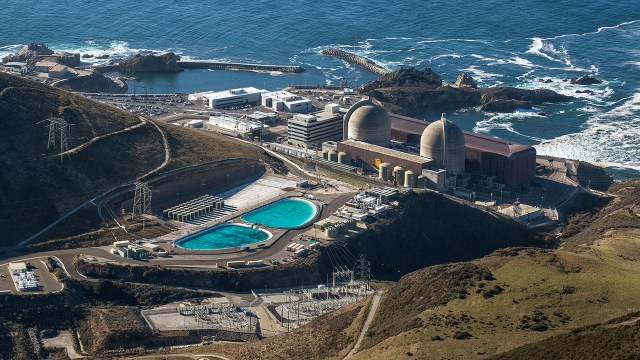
left=570, top=75, right=602, bottom=85
left=360, top=67, right=442, bottom=92
left=363, top=68, right=572, bottom=115
left=454, top=72, right=477, bottom=88
left=480, top=99, right=532, bottom=113
left=119, top=52, right=183, bottom=73
left=2, top=43, right=53, bottom=63
left=52, top=71, right=127, bottom=93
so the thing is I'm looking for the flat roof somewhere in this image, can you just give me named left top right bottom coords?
left=203, top=87, right=265, bottom=100
left=389, top=113, right=533, bottom=157
left=50, top=64, right=68, bottom=72
left=8, top=262, right=27, bottom=271
left=35, top=61, right=58, bottom=67
left=340, top=139, right=431, bottom=164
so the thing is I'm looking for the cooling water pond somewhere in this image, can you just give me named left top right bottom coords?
left=176, top=223, right=270, bottom=250
left=241, top=198, right=317, bottom=228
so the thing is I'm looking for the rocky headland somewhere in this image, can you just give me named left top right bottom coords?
left=118, top=52, right=183, bottom=73
left=362, top=67, right=573, bottom=115
left=52, top=70, right=127, bottom=93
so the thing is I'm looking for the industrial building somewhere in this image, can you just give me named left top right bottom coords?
left=204, top=114, right=267, bottom=138
left=261, top=90, right=312, bottom=113
left=199, top=87, right=266, bottom=108
left=287, top=104, right=344, bottom=147
left=389, top=113, right=536, bottom=187
left=34, top=61, right=69, bottom=78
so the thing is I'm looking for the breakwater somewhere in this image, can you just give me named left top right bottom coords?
left=177, top=61, right=305, bottom=73
left=321, top=49, right=390, bottom=76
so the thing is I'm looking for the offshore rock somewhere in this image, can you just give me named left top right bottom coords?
left=570, top=75, right=602, bottom=85
left=119, top=52, right=183, bottom=73
left=2, top=43, right=54, bottom=63
left=454, top=72, right=477, bottom=88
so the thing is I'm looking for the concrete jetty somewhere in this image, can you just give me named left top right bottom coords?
left=321, top=49, right=390, bottom=76
left=177, top=61, right=305, bottom=73
left=92, top=62, right=305, bottom=74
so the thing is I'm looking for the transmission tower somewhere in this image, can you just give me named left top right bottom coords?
left=332, top=267, right=354, bottom=288
left=38, top=117, right=72, bottom=162
left=354, top=254, right=372, bottom=289
left=132, top=181, right=152, bottom=228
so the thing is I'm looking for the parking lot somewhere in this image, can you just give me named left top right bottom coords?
left=0, top=257, right=64, bottom=294
left=81, top=93, right=199, bottom=117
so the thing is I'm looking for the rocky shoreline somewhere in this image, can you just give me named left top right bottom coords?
left=361, top=67, right=573, bottom=115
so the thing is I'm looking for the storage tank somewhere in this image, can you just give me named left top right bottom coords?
left=322, top=150, right=329, bottom=160
left=378, top=162, right=391, bottom=181
left=420, top=114, right=466, bottom=175
left=404, top=170, right=416, bottom=188
left=327, top=150, right=337, bottom=162
left=345, top=100, right=392, bottom=147
left=393, top=166, right=405, bottom=185
left=417, top=175, right=427, bottom=188
left=326, top=226, right=339, bottom=238
left=338, top=151, right=351, bottom=165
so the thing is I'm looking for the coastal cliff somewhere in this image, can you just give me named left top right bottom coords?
left=53, top=71, right=127, bottom=93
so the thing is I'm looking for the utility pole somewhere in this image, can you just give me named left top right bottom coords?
left=355, top=254, right=371, bottom=291
left=132, top=181, right=152, bottom=229
left=39, top=117, right=72, bottom=162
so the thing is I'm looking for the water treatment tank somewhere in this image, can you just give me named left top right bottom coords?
left=327, top=150, right=337, bottom=162
left=338, top=151, right=351, bottom=165
left=393, top=166, right=405, bottom=185
left=417, top=174, right=427, bottom=188
left=345, top=100, right=391, bottom=147
left=420, top=114, right=466, bottom=175
left=379, top=162, right=391, bottom=181
left=322, top=150, right=329, bottom=160
left=404, top=170, right=416, bottom=188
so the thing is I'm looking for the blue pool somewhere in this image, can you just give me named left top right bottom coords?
left=241, top=198, right=317, bottom=228
left=176, top=223, right=271, bottom=250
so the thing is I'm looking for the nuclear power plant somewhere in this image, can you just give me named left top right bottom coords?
left=321, top=99, right=536, bottom=191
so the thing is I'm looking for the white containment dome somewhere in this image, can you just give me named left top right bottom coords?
left=344, top=99, right=391, bottom=147
left=420, top=114, right=466, bottom=175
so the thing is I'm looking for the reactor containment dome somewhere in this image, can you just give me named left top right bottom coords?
left=344, top=99, right=391, bottom=147
left=420, top=114, right=466, bottom=175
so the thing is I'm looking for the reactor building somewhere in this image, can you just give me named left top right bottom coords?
left=323, top=99, right=536, bottom=191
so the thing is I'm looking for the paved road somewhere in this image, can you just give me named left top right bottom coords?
left=343, top=291, right=383, bottom=360
left=0, top=191, right=354, bottom=281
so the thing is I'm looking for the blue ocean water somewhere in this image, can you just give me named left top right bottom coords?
left=1, top=0, right=639, bottom=178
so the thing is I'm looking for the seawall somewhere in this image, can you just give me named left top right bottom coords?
left=321, top=49, right=391, bottom=76
left=177, top=61, right=305, bottom=73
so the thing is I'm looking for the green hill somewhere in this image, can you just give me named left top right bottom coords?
left=0, top=73, right=271, bottom=247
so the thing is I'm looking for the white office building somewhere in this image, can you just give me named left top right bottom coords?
left=261, top=90, right=313, bottom=113
left=200, top=87, right=266, bottom=108
left=287, top=104, right=344, bottom=147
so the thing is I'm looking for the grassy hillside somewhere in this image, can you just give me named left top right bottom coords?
left=0, top=72, right=163, bottom=245
left=346, top=191, right=541, bottom=278
left=0, top=73, right=278, bottom=247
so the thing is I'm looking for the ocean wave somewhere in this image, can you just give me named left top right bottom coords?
left=473, top=112, right=544, bottom=142
left=536, top=91, right=640, bottom=171
left=462, top=66, right=504, bottom=83
left=540, top=19, right=640, bottom=41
